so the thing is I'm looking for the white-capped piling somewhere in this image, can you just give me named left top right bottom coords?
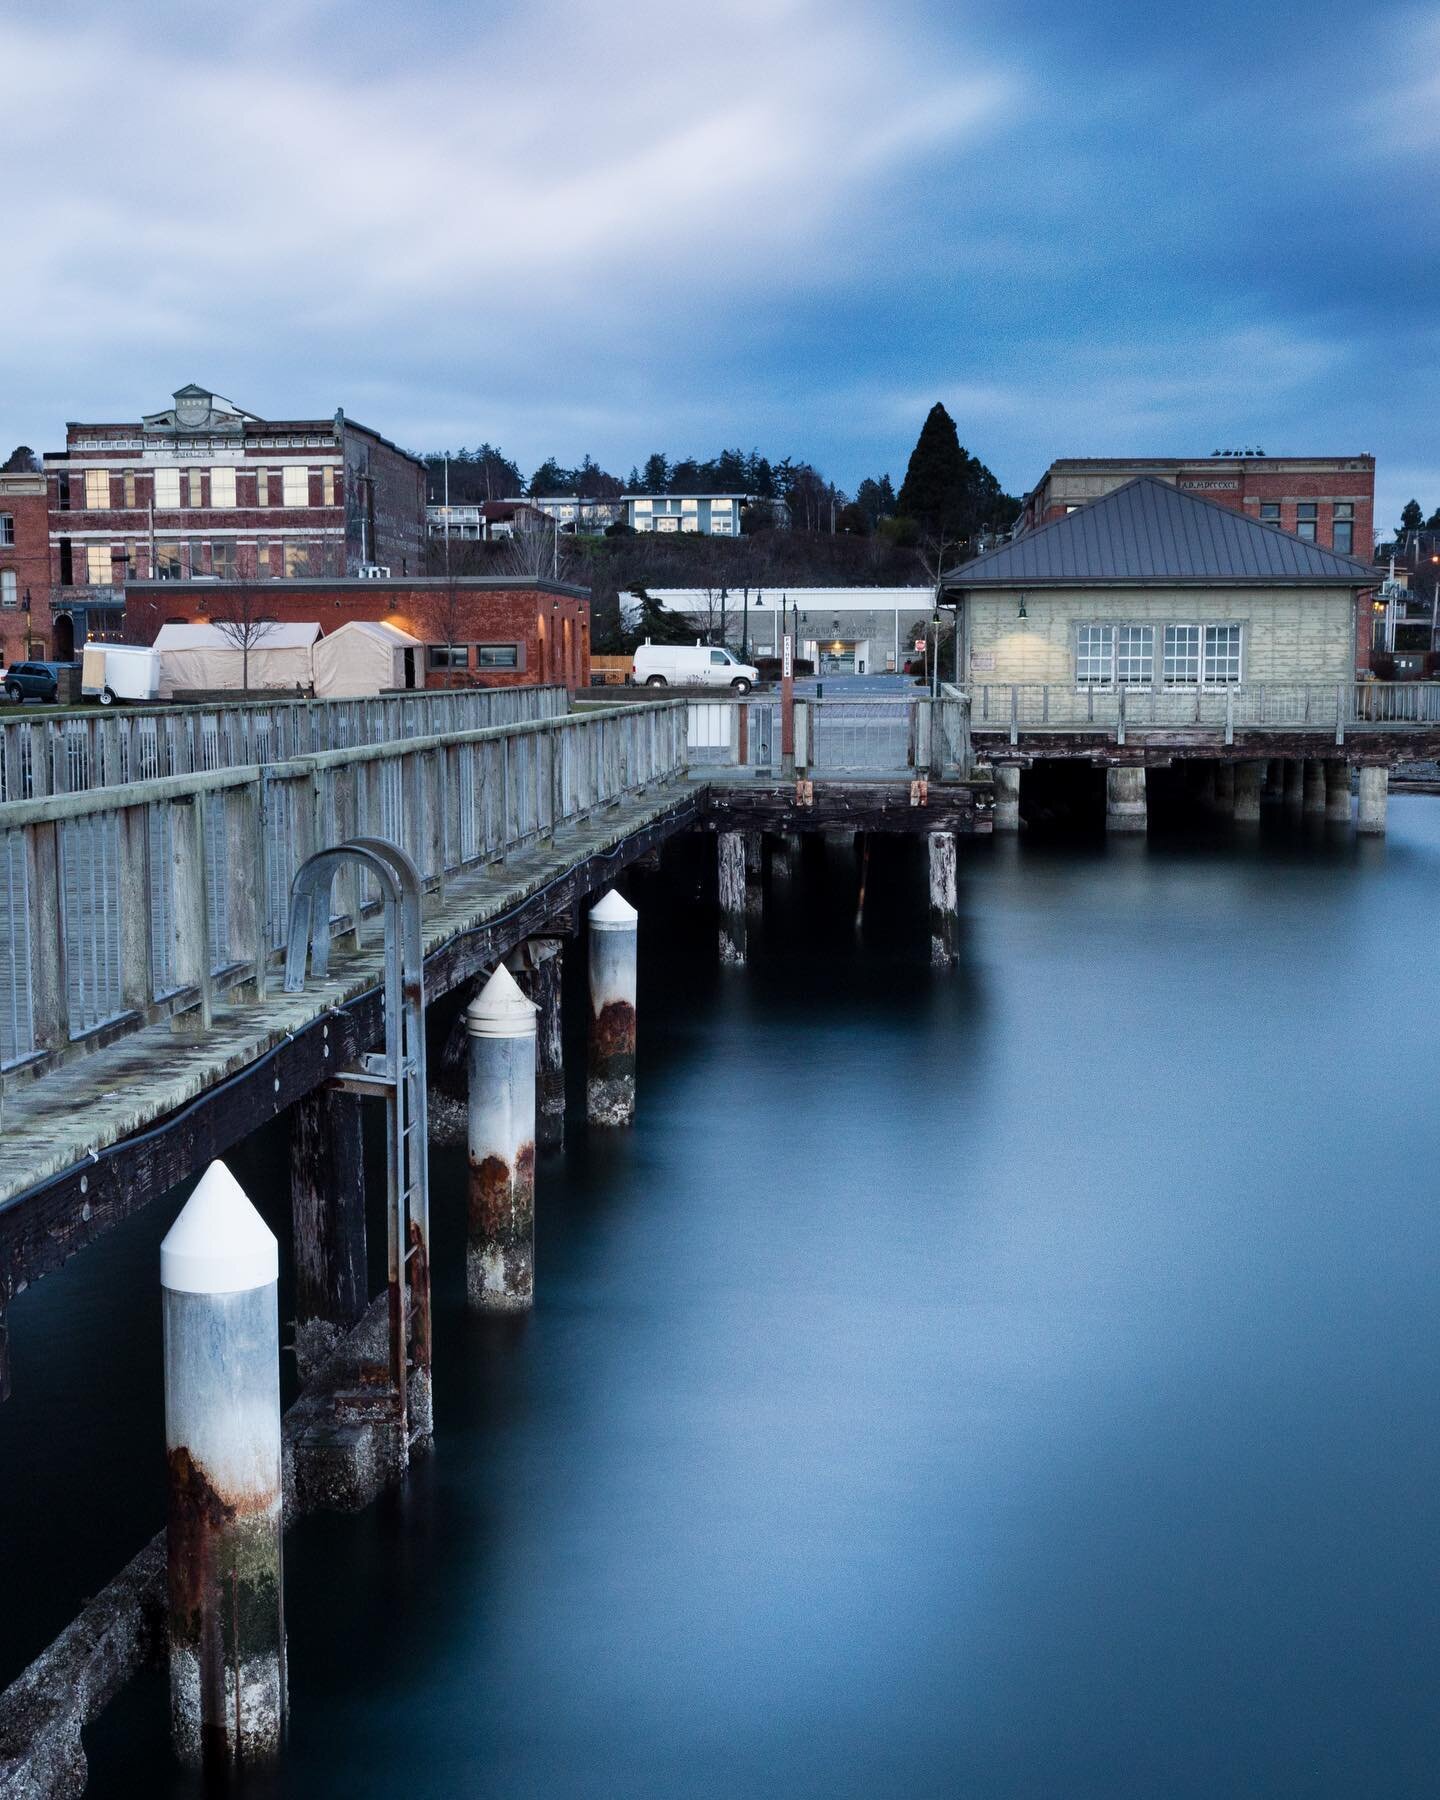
left=588, top=888, right=638, bottom=1125
left=718, top=831, right=746, bottom=965
left=465, top=965, right=538, bottom=1310
left=161, top=1160, right=285, bottom=1772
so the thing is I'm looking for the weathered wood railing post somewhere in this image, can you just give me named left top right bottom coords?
left=465, top=965, right=538, bottom=1311
left=587, top=889, right=638, bottom=1126
left=161, top=1160, right=285, bottom=1772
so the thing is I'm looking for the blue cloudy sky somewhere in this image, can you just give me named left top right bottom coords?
left=3, top=0, right=1435, bottom=530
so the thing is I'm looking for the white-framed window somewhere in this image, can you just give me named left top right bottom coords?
left=283, top=466, right=309, bottom=507
left=0, top=515, right=12, bottom=545
left=154, top=467, right=181, bottom=508
left=1076, top=623, right=1114, bottom=686
left=1116, top=624, right=1154, bottom=687
left=85, top=543, right=112, bottom=584
left=210, top=466, right=236, bottom=508
left=84, top=469, right=111, bottom=509
left=1, top=570, right=17, bottom=607
left=1163, top=623, right=1200, bottom=687
left=1203, top=623, right=1242, bottom=685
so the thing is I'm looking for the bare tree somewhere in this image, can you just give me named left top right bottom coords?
left=425, top=575, right=468, bottom=686
left=497, top=510, right=576, bottom=584
left=915, top=531, right=964, bottom=695
left=208, top=589, right=281, bottom=694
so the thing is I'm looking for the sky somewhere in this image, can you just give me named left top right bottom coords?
left=2, top=0, right=1436, bottom=532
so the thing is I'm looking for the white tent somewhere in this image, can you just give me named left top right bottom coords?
left=311, top=619, right=424, bottom=698
left=153, top=622, right=322, bottom=698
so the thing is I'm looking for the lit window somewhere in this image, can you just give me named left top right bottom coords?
left=256, top=469, right=271, bottom=506
left=84, top=469, right=110, bottom=508
left=123, top=470, right=136, bottom=508
left=0, top=515, right=12, bottom=545
left=154, top=468, right=181, bottom=508
left=1, top=571, right=16, bottom=607
left=283, top=466, right=309, bottom=507
left=1116, top=624, right=1153, bottom=687
left=155, top=542, right=182, bottom=579
left=85, top=543, right=111, bottom=584
left=1203, top=624, right=1242, bottom=685
left=1259, top=503, right=1280, bottom=527
left=185, top=468, right=202, bottom=506
left=1075, top=624, right=1114, bottom=686
left=1295, top=503, right=1317, bottom=542
left=322, top=466, right=335, bottom=506
left=1163, top=624, right=1200, bottom=686
left=1333, top=503, right=1354, bottom=555
left=211, top=467, right=236, bottom=508
left=284, top=542, right=310, bottom=577
left=476, top=644, right=519, bottom=668
left=428, top=643, right=469, bottom=670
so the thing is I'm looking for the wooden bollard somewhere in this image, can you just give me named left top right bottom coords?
left=466, top=965, right=538, bottom=1310
left=161, top=1161, right=285, bottom=1772
left=587, top=889, right=638, bottom=1126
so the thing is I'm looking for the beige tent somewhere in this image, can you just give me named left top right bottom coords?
left=311, top=619, right=424, bottom=698
left=153, top=622, right=322, bottom=698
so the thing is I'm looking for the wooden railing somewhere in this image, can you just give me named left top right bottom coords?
left=0, top=700, right=685, bottom=1078
left=0, top=686, right=569, bottom=804
left=971, top=682, right=1440, bottom=745
left=682, top=691, right=971, bottom=776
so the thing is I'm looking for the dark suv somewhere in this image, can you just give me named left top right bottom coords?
left=3, top=662, right=60, bottom=703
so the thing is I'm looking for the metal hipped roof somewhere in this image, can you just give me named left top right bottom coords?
left=944, top=477, right=1377, bottom=588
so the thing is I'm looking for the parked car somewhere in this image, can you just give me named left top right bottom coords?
left=3, top=661, right=62, bottom=704
left=632, top=642, right=760, bottom=693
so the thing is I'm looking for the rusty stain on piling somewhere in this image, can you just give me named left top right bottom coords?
left=592, top=999, right=636, bottom=1062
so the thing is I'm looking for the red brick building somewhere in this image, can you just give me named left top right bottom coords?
left=123, top=577, right=591, bottom=691
left=44, top=384, right=426, bottom=660
left=1017, top=455, right=1375, bottom=561
left=0, top=468, right=54, bottom=665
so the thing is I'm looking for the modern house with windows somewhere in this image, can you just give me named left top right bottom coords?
left=622, top=495, right=751, bottom=536
left=42, top=385, right=426, bottom=660
left=1015, top=454, right=1374, bottom=560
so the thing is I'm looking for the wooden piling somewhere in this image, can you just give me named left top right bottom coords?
left=289, top=1087, right=367, bottom=1382
left=928, top=833, right=957, bottom=968
left=718, top=831, right=746, bottom=965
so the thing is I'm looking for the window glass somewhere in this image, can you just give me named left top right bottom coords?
left=212, top=541, right=237, bottom=579
left=428, top=643, right=469, bottom=669
left=155, top=542, right=182, bottom=579
left=256, top=469, right=271, bottom=506
left=1163, top=623, right=1200, bottom=686
left=1203, top=624, right=1242, bottom=685
left=154, top=468, right=181, bottom=508
left=188, top=539, right=205, bottom=576
left=84, top=469, right=110, bottom=508
left=1116, top=625, right=1153, bottom=686
left=1259, top=503, right=1280, bottom=526
left=1075, top=624, right=1114, bottom=685
left=85, top=544, right=111, bottom=584
left=185, top=468, right=202, bottom=506
left=1, top=571, right=17, bottom=607
left=283, top=466, right=309, bottom=507
left=1332, top=503, right=1354, bottom=555
left=476, top=644, right=519, bottom=668
left=322, top=466, right=335, bottom=506
left=123, top=470, right=137, bottom=508
left=284, top=542, right=310, bottom=577
left=1295, top=503, right=1317, bottom=542
left=710, top=650, right=728, bottom=664
left=254, top=539, right=270, bottom=578
left=0, top=515, right=12, bottom=545
left=211, top=467, right=236, bottom=508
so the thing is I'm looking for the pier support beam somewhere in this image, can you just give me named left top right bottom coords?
left=1303, top=759, right=1327, bottom=815
left=1283, top=760, right=1304, bottom=808
left=1357, top=765, right=1388, bottom=835
left=1324, top=760, right=1352, bottom=823
left=928, top=833, right=957, bottom=968
left=161, top=1162, right=285, bottom=1773
left=744, top=831, right=764, bottom=920
left=506, top=938, right=565, bottom=1151
left=588, top=890, right=638, bottom=1126
left=718, top=831, right=746, bottom=966
left=1105, top=766, right=1147, bottom=834
left=1213, top=763, right=1235, bottom=813
left=1234, top=760, right=1264, bottom=823
left=289, top=1087, right=367, bottom=1383
left=465, top=966, right=538, bottom=1311
left=1265, top=758, right=1284, bottom=796
left=993, top=766, right=1021, bottom=831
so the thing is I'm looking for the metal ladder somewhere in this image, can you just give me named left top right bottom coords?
left=284, top=837, right=431, bottom=1448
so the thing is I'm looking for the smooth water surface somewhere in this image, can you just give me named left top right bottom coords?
left=6, top=801, right=1439, bottom=1797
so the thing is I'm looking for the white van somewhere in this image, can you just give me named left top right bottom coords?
left=633, top=641, right=759, bottom=693
left=82, top=643, right=162, bottom=706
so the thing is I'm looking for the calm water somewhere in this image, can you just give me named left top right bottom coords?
left=5, top=801, right=1440, bottom=1797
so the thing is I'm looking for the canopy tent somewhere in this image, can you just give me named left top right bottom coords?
left=311, top=619, right=424, bottom=698
left=153, top=622, right=322, bottom=698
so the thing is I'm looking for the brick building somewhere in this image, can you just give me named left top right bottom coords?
left=1016, top=455, right=1375, bottom=561
left=123, top=577, right=591, bottom=692
left=0, top=468, right=53, bottom=665
left=44, top=384, right=426, bottom=660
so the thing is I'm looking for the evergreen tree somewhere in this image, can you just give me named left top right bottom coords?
left=1399, top=499, right=1424, bottom=535
left=897, top=404, right=969, bottom=537
left=668, top=457, right=702, bottom=494
left=1426, top=508, right=1440, bottom=529
left=2, top=445, right=38, bottom=473
left=640, top=453, right=670, bottom=494
left=854, top=475, right=896, bottom=528
left=529, top=457, right=571, bottom=495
